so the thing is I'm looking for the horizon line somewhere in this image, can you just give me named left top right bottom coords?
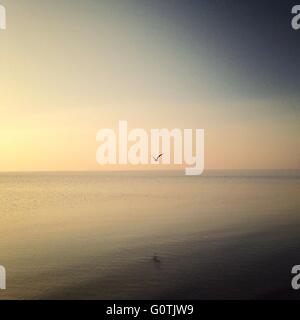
left=0, top=168, right=299, bottom=174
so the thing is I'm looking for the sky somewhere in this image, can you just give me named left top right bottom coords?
left=0, top=0, right=299, bottom=171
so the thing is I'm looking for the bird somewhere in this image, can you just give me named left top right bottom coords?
left=153, top=153, right=163, bottom=162
left=152, top=253, right=161, bottom=264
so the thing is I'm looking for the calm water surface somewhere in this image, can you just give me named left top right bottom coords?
left=0, top=171, right=299, bottom=299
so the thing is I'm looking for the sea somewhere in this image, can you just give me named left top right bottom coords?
left=0, top=170, right=299, bottom=299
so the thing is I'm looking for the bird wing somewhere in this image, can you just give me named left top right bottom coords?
left=153, top=154, right=163, bottom=161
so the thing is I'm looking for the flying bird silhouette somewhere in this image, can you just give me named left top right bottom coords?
left=153, top=154, right=163, bottom=162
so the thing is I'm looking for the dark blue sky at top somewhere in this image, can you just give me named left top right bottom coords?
left=138, top=0, right=300, bottom=101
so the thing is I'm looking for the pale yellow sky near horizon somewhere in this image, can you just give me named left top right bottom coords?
left=0, top=0, right=299, bottom=172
